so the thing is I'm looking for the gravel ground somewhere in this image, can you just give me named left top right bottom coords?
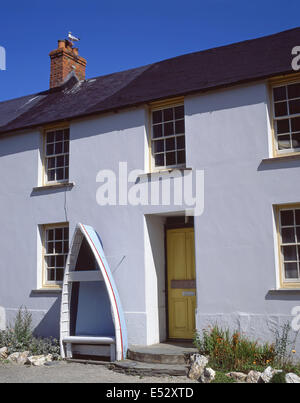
left=0, top=361, right=197, bottom=383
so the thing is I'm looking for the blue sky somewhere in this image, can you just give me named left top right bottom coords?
left=0, top=0, right=300, bottom=101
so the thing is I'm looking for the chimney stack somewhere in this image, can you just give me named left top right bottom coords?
left=49, top=39, right=87, bottom=88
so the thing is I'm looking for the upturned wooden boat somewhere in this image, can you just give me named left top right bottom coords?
left=60, top=223, right=128, bottom=361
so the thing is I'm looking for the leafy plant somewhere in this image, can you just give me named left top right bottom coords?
left=194, top=325, right=276, bottom=372
left=212, top=371, right=236, bottom=383
left=273, top=322, right=299, bottom=367
left=270, top=372, right=286, bottom=383
left=0, top=306, right=60, bottom=360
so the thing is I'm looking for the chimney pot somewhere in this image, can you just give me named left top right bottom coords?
left=58, top=40, right=65, bottom=49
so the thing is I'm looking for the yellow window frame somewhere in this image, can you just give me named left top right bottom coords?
left=268, top=73, right=300, bottom=158
left=148, top=97, right=185, bottom=172
left=42, top=123, right=70, bottom=186
left=275, top=203, right=300, bottom=289
left=41, top=222, right=69, bottom=289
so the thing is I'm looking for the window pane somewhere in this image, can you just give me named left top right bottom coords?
left=288, top=83, right=300, bottom=99
left=55, top=228, right=63, bottom=240
left=274, top=102, right=288, bottom=117
left=47, top=242, right=54, bottom=254
left=46, top=256, right=55, bottom=268
left=153, top=124, right=163, bottom=138
left=63, top=129, right=70, bottom=141
left=47, top=229, right=54, bottom=241
left=56, top=255, right=65, bottom=268
left=56, top=269, right=64, bottom=282
left=55, top=242, right=63, bottom=254
left=55, top=142, right=63, bottom=154
left=175, top=105, right=184, bottom=119
left=282, top=245, right=297, bottom=261
left=292, top=133, right=300, bottom=149
left=276, top=119, right=290, bottom=134
left=177, top=150, right=186, bottom=165
left=291, top=117, right=300, bottom=132
left=281, top=227, right=295, bottom=244
left=296, top=210, right=300, bottom=225
left=281, top=210, right=294, bottom=226
left=297, top=227, right=300, bottom=243
left=46, top=144, right=54, bottom=156
left=273, top=86, right=286, bottom=101
left=166, top=137, right=175, bottom=151
left=155, top=154, right=164, bottom=166
left=47, top=170, right=55, bottom=182
left=166, top=152, right=176, bottom=166
left=65, top=167, right=69, bottom=180
left=175, top=119, right=185, bottom=134
left=152, top=110, right=162, bottom=124
left=56, top=130, right=63, bottom=142
left=47, top=269, right=55, bottom=281
left=164, top=122, right=174, bottom=136
left=289, top=99, right=300, bottom=115
left=277, top=135, right=291, bottom=150
left=64, top=241, right=69, bottom=254
left=46, top=131, right=55, bottom=143
left=284, top=262, right=299, bottom=279
left=176, top=136, right=185, bottom=149
left=56, top=168, right=64, bottom=181
left=47, top=157, right=55, bottom=169
left=163, top=108, right=173, bottom=122
left=63, top=227, right=68, bottom=239
left=56, top=156, right=64, bottom=167
left=154, top=139, right=164, bottom=153
left=63, top=141, right=69, bottom=154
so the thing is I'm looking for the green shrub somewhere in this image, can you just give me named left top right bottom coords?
left=0, top=307, right=60, bottom=360
left=270, top=372, right=286, bottom=383
left=273, top=322, right=300, bottom=369
left=212, top=371, right=236, bottom=383
left=194, top=325, right=276, bottom=372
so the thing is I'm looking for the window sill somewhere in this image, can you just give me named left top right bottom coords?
left=268, top=288, right=300, bottom=294
left=31, top=288, right=62, bottom=295
left=262, top=154, right=300, bottom=163
left=138, top=167, right=192, bottom=181
left=33, top=182, right=75, bottom=192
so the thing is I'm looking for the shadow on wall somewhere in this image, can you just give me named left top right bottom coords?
left=31, top=296, right=61, bottom=339
left=258, top=158, right=300, bottom=171
left=145, top=214, right=167, bottom=342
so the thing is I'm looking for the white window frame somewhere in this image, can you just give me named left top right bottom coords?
left=44, top=127, right=70, bottom=185
left=150, top=102, right=186, bottom=171
left=42, top=223, right=69, bottom=288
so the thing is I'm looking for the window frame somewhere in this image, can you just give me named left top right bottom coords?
left=41, top=222, right=69, bottom=289
left=149, top=98, right=186, bottom=172
left=275, top=203, right=300, bottom=289
left=43, top=125, right=70, bottom=186
left=269, top=75, right=300, bottom=157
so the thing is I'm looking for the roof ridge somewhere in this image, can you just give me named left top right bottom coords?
left=1, top=26, right=299, bottom=105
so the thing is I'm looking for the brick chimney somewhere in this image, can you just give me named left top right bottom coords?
left=49, top=39, right=87, bottom=88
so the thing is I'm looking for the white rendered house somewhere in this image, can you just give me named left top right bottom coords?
left=0, top=28, right=300, bottom=354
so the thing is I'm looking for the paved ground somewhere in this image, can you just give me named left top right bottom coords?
left=0, top=361, right=196, bottom=383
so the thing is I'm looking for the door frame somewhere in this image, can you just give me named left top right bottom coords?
left=164, top=217, right=195, bottom=341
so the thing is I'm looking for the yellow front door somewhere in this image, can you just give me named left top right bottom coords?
left=167, top=228, right=196, bottom=339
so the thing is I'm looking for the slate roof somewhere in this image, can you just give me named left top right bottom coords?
left=0, top=27, right=299, bottom=135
